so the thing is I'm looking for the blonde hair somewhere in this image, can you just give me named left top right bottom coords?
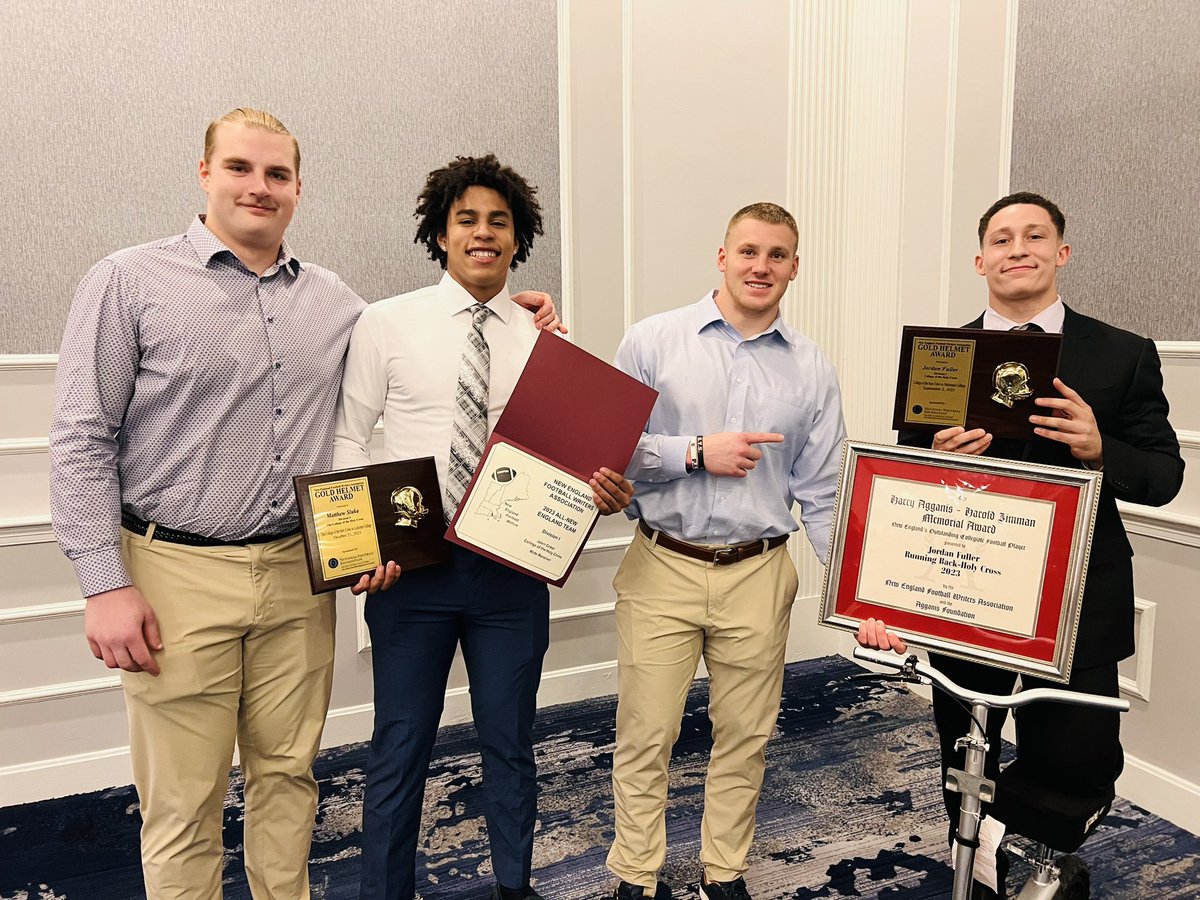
left=724, top=202, right=798, bottom=244
left=204, top=108, right=300, bottom=174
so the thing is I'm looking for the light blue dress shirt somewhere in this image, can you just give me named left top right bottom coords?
left=614, top=292, right=847, bottom=564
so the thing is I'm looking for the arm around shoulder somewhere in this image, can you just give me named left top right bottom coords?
left=332, top=310, right=388, bottom=469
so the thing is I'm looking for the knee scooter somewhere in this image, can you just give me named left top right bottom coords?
left=852, top=648, right=1129, bottom=899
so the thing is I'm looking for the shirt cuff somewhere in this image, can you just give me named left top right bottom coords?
left=72, top=547, right=133, bottom=599
left=659, top=434, right=693, bottom=480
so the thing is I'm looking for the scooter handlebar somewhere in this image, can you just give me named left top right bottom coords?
left=852, top=647, right=1130, bottom=713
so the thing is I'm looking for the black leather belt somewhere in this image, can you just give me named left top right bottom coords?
left=121, top=511, right=299, bottom=548
left=638, top=519, right=788, bottom=566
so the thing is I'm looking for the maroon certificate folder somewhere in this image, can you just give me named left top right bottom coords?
left=446, top=331, right=658, bottom=585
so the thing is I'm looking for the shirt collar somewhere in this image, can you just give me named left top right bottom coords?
left=436, top=270, right=513, bottom=323
left=982, top=296, right=1065, bottom=334
left=188, top=215, right=302, bottom=276
left=695, top=290, right=795, bottom=345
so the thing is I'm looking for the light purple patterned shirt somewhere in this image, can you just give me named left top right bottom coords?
left=50, top=216, right=365, bottom=597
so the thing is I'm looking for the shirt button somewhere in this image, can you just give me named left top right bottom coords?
left=736, top=377, right=744, bottom=384
left=275, top=408, right=282, bottom=416
left=730, top=416, right=737, bottom=423
left=267, top=317, right=275, bottom=324
left=271, top=500, right=278, bottom=508
left=274, top=362, right=281, bottom=370
left=275, top=454, right=282, bottom=462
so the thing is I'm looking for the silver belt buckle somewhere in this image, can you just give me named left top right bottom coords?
left=713, top=546, right=740, bottom=565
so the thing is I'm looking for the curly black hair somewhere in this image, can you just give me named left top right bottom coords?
left=414, top=154, right=544, bottom=270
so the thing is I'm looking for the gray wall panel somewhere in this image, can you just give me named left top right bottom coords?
left=1010, top=1, right=1199, bottom=341
left=0, top=0, right=560, bottom=353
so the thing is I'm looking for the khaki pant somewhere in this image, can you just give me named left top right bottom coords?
left=120, top=528, right=335, bottom=899
left=606, top=527, right=799, bottom=887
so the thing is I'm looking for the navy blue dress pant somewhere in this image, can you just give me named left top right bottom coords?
left=358, top=546, right=550, bottom=900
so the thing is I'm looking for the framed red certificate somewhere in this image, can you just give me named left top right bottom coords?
left=820, top=441, right=1102, bottom=681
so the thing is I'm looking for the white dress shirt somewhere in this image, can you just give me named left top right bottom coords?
left=982, top=296, right=1066, bottom=333
left=333, top=272, right=540, bottom=495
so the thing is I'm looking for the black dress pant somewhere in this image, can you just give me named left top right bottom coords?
left=929, top=652, right=1123, bottom=846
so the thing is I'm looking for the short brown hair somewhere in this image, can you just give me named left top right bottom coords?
left=204, top=108, right=300, bottom=175
left=724, top=202, right=799, bottom=244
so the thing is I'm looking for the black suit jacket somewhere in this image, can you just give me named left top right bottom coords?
left=900, top=305, right=1184, bottom=667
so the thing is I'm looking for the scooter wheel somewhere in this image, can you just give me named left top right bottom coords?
left=1053, top=854, right=1090, bottom=899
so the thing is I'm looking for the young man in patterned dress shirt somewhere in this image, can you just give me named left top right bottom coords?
left=49, top=110, right=561, bottom=899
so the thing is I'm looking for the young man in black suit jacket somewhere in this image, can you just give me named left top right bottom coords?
left=863, top=191, right=1184, bottom=898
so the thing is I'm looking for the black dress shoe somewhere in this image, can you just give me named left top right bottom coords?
left=492, top=885, right=544, bottom=900
left=613, top=880, right=670, bottom=900
left=698, top=877, right=751, bottom=900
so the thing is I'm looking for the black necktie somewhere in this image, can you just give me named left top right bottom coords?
left=1010, top=322, right=1044, bottom=332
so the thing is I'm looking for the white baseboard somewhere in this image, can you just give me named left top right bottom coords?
left=7, top=665, right=1196, bottom=843
left=0, top=745, right=133, bottom=807
left=1117, top=751, right=1200, bottom=837
left=0, top=660, right=621, bottom=807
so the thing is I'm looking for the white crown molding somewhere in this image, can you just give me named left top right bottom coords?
left=580, top=534, right=632, bottom=554
left=0, top=658, right=623, bottom=805
left=0, top=437, right=49, bottom=456
left=0, top=354, right=58, bottom=370
left=354, top=533, right=630, bottom=652
left=0, top=599, right=84, bottom=625
left=0, top=745, right=132, bottom=806
left=1177, top=429, right=1200, bottom=452
left=1118, top=597, right=1154, bottom=702
left=0, top=514, right=54, bottom=546
left=0, top=673, right=120, bottom=707
left=356, top=591, right=621, bottom=655
left=1118, top=503, right=1200, bottom=549
left=1156, top=341, right=1200, bottom=360
left=550, top=599, right=615, bottom=623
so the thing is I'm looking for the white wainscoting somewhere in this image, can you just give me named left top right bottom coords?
left=3, top=8, right=1197, bottom=841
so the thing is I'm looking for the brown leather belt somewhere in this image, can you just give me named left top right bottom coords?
left=638, top=519, right=787, bottom=566
left=121, top=511, right=299, bottom=548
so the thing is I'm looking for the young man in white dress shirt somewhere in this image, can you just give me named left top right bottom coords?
left=333, top=154, right=633, bottom=900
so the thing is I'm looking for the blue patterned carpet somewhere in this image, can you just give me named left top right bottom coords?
left=2, top=656, right=1198, bottom=898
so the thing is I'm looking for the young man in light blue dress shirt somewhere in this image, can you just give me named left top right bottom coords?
left=606, top=202, right=894, bottom=900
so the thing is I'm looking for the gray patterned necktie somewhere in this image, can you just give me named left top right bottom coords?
left=446, top=303, right=493, bottom=521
